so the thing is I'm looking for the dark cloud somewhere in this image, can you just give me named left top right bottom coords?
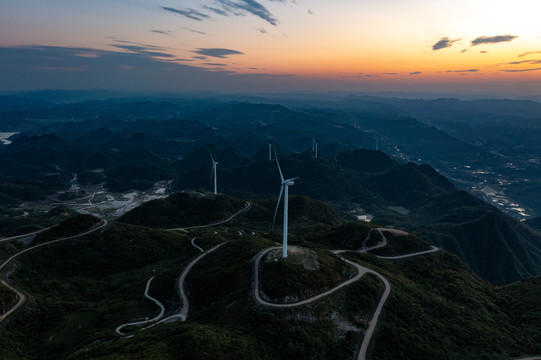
left=193, top=48, right=244, bottom=58
left=471, top=35, right=518, bottom=46
left=161, top=6, right=210, bottom=21
left=183, top=28, right=207, bottom=35
left=152, top=30, right=171, bottom=35
left=480, top=51, right=488, bottom=53
left=432, top=37, right=460, bottom=51
left=205, top=63, right=227, bottom=66
left=257, top=28, right=267, bottom=34
left=518, top=51, right=541, bottom=57
left=214, top=0, right=279, bottom=26
left=499, top=67, right=541, bottom=73
left=454, top=69, right=479, bottom=73
left=192, top=55, right=207, bottom=60
left=410, top=71, right=422, bottom=75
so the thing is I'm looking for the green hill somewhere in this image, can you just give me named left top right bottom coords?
left=2, top=216, right=540, bottom=359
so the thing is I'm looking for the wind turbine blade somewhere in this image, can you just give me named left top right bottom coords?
left=272, top=185, right=284, bottom=233
left=210, top=152, right=214, bottom=163
left=274, top=147, right=284, bottom=182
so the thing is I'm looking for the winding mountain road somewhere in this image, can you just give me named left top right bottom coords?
left=115, top=276, right=165, bottom=336
left=168, top=201, right=251, bottom=231
left=254, top=229, right=439, bottom=360
left=0, top=220, right=109, bottom=323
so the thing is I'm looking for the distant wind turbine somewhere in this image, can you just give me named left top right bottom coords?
left=314, top=141, right=318, bottom=159
left=272, top=150, right=298, bottom=258
left=210, top=153, right=218, bottom=195
left=268, top=143, right=272, bottom=161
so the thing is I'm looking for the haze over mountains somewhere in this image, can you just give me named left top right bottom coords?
left=1, top=91, right=541, bottom=359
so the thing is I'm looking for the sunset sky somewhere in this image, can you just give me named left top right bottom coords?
left=1, top=0, right=540, bottom=96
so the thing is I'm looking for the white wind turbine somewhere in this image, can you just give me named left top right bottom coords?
left=210, top=153, right=218, bottom=194
left=272, top=150, right=298, bottom=258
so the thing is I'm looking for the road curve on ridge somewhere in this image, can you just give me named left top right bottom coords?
left=0, top=220, right=109, bottom=323
left=115, top=276, right=165, bottom=336
left=0, top=227, right=52, bottom=243
left=168, top=202, right=251, bottom=231
left=254, top=247, right=369, bottom=307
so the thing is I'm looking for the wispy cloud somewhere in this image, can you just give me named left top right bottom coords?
left=453, top=69, right=479, bottom=73
left=214, top=0, right=279, bottom=25
left=203, top=5, right=229, bottom=16
left=152, top=30, right=171, bottom=35
left=257, top=28, right=267, bottom=34
left=410, top=71, right=422, bottom=75
left=161, top=6, right=210, bottom=21
left=382, top=72, right=397, bottom=75
left=111, top=44, right=175, bottom=58
left=506, top=59, right=541, bottom=65
left=518, top=51, right=541, bottom=57
left=471, top=35, right=518, bottom=46
left=183, top=27, right=207, bottom=35
left=500, top=67, right=541, bottom=73
left=205, top=63, right=227, bottom=66
left=193, top=48, right=244, bottom=58
left=432, top=37, right=460, bottom=51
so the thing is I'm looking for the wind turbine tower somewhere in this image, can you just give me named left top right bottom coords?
left=272, top=150, right=298, bottom=258
left=210, top=153, right=218, bottom=195
left=268, top=143, right=272, bottom=161
left=314, top=141, right=318, bottom=159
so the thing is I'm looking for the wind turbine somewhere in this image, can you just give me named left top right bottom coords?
left=268, top=143, right=272, bottom=161
left=272, top=150, right=298, bottom=258
left=210, top=153, right=218, bottom=195
left=314, top=141, right=318, bottom=159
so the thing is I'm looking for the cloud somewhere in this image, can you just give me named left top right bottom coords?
left=499, top=67, right=541, bottom=73
left=432, top=37, right=460, bottom=51
left=410, top=71, right=422, bottom=75
left=471, top=35, right=518, bottom=46
left=193, top=48, right=244, bottom=58
left=202, top=5, right=228, bottom=16
left=183, top=28, right=207, bottom=35
left=518, top=51, right=541, bottom=57
left=383, top=72, right=397, bottom=75
left=214, top=0, right=279, bottom=25
left=192, top=55, right=207, bottom=60
left=205, top=63, right=227, bottom=66
left=161, top=6, right=210, bottom=21
left=308, top=10, right=313, bottom=14
left=506, top=59, right=541, bottom=65
left=454, top=69, right=479, bottom=73
left=257, top=28, right=267, bottom=34
left=480, top=51, right=488, bottom=53
left=111, top=44, right=175, bottom=58
left=152, top=30, right=171, bottom=35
